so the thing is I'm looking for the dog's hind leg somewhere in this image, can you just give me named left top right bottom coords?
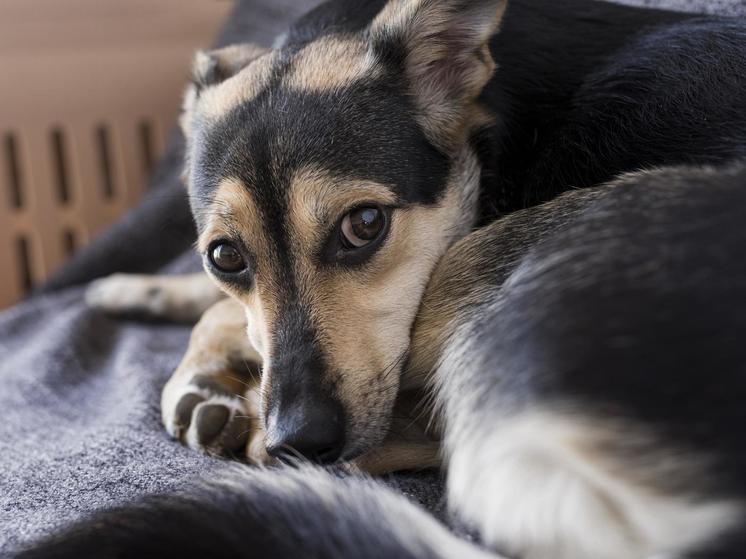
left=86, top=272, right=224, bottom=322
left=161, top=297, right=269, bottom=462
left=413, top=165, right=746, bottom=559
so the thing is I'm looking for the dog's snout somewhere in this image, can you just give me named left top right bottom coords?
left=266, top=396, right=345, bottom=464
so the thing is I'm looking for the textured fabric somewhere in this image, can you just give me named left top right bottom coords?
left=616, top=0, right=745, bottom=15
left=1, top=0, right=742, bottom=554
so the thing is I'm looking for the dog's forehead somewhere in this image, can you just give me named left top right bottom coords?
left=190, top=50, right=450, bottom=225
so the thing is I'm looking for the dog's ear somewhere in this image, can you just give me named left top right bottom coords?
left=180, top=43, right=270, bottom=139
left=370, top=0, right=506, bottom=152
left=179, top=43, right=269, bottom=186
left=191, top=43, right=270, bottom=92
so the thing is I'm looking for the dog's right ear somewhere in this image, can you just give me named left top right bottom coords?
left=180, top=43, right=270, bottom=139
left=180, top=43, right=269, bottom=186
left=191, top=43, right=270, bottom=93
left=370, top=0, right=507, bottom=153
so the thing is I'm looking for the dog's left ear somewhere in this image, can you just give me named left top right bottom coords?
left=370, top=0, right=506, bottom=152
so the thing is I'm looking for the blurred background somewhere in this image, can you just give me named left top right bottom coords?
left=0, top=0, right=234, bottom=309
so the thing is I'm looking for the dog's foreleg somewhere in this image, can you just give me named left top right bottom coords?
left=86, top=272, right=224, bottom=322
left=161, top=297, right=268, bottom=462
left=348, top=391, right=441, bottom=475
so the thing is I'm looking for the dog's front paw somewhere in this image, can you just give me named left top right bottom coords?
left=86, top=273, right=223, bottom=321
left=163, top=375, right=270, bottom=463
left=86, top=274, right=170, bottom=317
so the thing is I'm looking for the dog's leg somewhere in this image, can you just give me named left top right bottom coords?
left=420, top=166, right=746, bottom=559
left=348, top=390, right=441, bottom=475
left=86, top=272, right=224, bottom=322
left=161, top=297, right=268, bottom=462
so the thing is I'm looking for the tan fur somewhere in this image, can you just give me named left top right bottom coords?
left=405, top=186, right=609, bottom=390
left=193, top=50, right=276, bottom=122
left=287, top=166, right=398, bottom=247
left=197, top=178, right=264, bottom=255
left=100, top=0, right=508, bottom=469
left=197, top=178, right=280, bottom=360
left=370, top=0, right=507, bottom=153
left=283, top=35, right=380, bottom=92
left=160, top=298, right=267, bottom=461
left=312, top=182, right=471, bottom=448
left=181, top=44, right=272, bottom=142
left=157, top=294, right=439, bottom=472
left=192, top=145, right=479, bottom=457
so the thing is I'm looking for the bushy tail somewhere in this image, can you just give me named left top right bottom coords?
left=14, top=464, right=496, bottom=559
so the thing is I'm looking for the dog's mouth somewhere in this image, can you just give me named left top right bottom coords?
left=339, top=408, right=396, bottom=463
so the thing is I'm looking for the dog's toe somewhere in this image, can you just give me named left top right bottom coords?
left=195, top=403, right=231, bottom=444
left=172, top=392, right=206, bottom=439
left=167, top=386, right=254, bottom=457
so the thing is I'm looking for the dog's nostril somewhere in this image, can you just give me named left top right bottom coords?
left=265, top=397, right=345, bottom=465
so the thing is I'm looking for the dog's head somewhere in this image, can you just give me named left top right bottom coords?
left=182, top=0, right=506, bottom=462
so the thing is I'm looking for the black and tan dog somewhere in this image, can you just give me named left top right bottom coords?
left=70, top=0, right=746, bottom=557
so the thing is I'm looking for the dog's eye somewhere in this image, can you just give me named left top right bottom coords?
left=340, top=206, right=385, bottom=249
left=209, top=242, right=246, bottom=273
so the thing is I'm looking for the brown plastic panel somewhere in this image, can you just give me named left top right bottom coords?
left=0, top=0, right=233, bottom=308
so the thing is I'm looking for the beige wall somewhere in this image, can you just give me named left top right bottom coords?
left=0, top=0, right=233, bottom=308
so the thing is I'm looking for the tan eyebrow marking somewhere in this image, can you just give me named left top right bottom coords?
left=197, top=177, right=263, bottom=253
left=287, top=166, right=398, bottom=247
left=282, top=35, right=381, bottom=93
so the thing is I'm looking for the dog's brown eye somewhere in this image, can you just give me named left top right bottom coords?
left=340, top=206, right=385, bottom=249
left=209, top=242, right=245, bottom=273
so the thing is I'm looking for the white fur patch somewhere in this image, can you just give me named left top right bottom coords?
left=86, top=273, right=222, bottom=321
left=446, top=410, right=741, bottom=559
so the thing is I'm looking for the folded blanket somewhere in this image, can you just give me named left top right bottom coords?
left=2, top=0, right=744, bottom=554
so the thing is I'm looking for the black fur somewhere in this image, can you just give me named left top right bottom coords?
left=191, top=0, right=746, bottom=221
left=13, top=465, right=463, bottom=559
left=21, top=0, right=746, bottom=557
left=451, top=163, right=746, bottom=498
left=433, top=163, right=746, bottom=558
left=192, top=80, right=449, bottom=231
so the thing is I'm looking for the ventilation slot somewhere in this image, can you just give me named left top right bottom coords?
left=4, top=133, right=23, bottom=209
left=138, top=119, right=155, bottom=179
left=62, top=228, right=77, bottom=257
left=15, top=236, right=34, bottom=293
left=95, top=124, right=115, bottom=199
left=50, top=127, right=71, bottom=205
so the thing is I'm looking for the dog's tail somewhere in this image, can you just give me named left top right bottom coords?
left=15, top=464, right=498, bottom=559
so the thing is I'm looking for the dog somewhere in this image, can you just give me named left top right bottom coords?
left=62, top=0, right=746, bottom=557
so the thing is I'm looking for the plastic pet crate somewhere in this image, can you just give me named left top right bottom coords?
left=0, top=0, right=232, bottom=309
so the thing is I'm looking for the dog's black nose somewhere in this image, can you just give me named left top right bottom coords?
left=265, top=397, right=345, bottom=464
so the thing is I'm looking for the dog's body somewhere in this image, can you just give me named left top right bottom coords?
left=66, top=0, right=746, bottom=558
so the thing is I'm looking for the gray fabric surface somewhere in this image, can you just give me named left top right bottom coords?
left=617, top=0, right=745, bottom=15
left=1, top=0, right=744, bottom=554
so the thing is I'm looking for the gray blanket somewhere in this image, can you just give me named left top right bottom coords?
left=2, top=0, right=744, bottom=554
